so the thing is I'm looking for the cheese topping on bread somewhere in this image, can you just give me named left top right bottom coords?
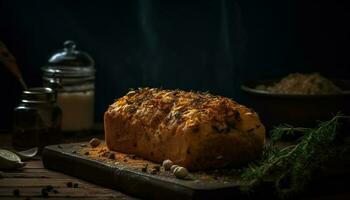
left=105, top=88, right=265, bottom=170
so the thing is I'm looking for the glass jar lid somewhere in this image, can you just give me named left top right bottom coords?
left=42, top=40, right=95, bottom=78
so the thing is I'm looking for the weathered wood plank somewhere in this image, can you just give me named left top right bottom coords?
left=0, top=178, right=96, bottom=188
left=1, top=172, right=69, bottom=178
left=0, top=133, right=135, bottom=200
left=23, top=160, right=44, bottom=169
left=2, top=172, right=70, bottom=178
left=0, top=198, right=134, bottom=200
left=21, top=168, right=52, bottom=173
left=0, top=187, right=131, bottom=197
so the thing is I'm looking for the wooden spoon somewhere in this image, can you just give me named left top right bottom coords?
left=0, top=40, right=27, bottom=90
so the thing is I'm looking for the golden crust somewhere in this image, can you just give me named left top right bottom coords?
left=105, top=88, right=265, bottom=171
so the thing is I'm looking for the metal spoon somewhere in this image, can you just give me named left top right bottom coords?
left=13, top=147, right=39, bottom=161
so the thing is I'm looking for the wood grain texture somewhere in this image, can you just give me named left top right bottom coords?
left=0, top=160, right=137, bottom=199
left=0, top=133, right=136, bottom=200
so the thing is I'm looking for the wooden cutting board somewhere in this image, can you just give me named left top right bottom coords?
left=42, top=142, right=269, bottom=200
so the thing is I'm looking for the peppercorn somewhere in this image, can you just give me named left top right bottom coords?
left=66, top=182, right=73, bottom=188
left=41, top=188, right=49, bottom=198
left=45, top=185, right=54, bottom=192
left=13, top=189, right=20, bottom=197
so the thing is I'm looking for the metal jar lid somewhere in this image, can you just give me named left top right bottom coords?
left=21, top=87, right=56, bottom=103
left=42, top=40, right=95, bottom=78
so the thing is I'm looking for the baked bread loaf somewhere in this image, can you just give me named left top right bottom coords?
left=104, top=88, right=265, bottom=171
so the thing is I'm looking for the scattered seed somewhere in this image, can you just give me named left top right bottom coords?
left=66, top=182, right=73, bottom=188
left=170, top=165, right=179, bottom=173
left=108, top=153, right=115, bottom=159
left=173, top=167, right=189, bottom=179
left=162, top=159, right=173, bottom=171
left=13, top=189, right=20, bottom=197
left=153, top=165, right=160, bottom=172
left=101, top=151, right=115, bottom=159
left=89, top=138, right=101, bottom=147
left=142, top=164, right=148, bottom=172
left=128, top=154, right=137, bottom=159
left=174, top=111, right=181, bottom=119
left=98, top=149, right=107, bottom=153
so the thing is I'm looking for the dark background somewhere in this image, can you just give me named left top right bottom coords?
left=0, top=0, right=349, bottom=130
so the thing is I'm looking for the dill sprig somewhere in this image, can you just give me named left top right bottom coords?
left=241, top=114, right=349, bottom=198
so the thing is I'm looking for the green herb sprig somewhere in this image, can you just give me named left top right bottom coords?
left=241, top=114, right=349, bottom=199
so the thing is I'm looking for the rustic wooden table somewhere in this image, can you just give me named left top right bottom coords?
left=1, top=132, right=349, bottom=200
left=0, top=132, right=137, bottom=200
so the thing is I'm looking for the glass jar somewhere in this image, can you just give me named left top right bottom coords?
left=42, top=40, right=95, bottom=133
left=13, top=87, right=62, bottom=151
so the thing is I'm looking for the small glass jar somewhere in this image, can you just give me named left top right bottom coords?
left=13, top=87, right=62, bottom=151
left=42, top=40, right=95, bottom=133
